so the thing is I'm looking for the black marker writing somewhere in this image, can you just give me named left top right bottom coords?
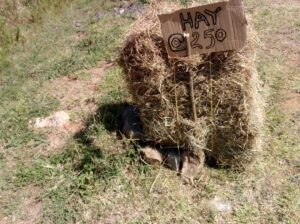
left=180, top=12, right=193, bottom=31
left=204, top=7, right=222, bottom=25
left=204, top=28, right=215, bottom=49
left=215, top=28, right=226, bottom=42
left=168, top=33, right=187, bottom=52
left=191, top=32, right=203, bottom=49
left=168, top=29, right=228, bottom=52
left=195, top=12, right=209, bottom=29
left=179, top=7, right=223, bottom=31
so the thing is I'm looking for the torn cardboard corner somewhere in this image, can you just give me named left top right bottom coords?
left=158, top=0, right=247, bottom=57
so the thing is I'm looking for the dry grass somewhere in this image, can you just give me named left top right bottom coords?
left=119, top=1, right=264, bottom=167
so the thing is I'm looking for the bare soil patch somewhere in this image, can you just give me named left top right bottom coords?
left=0, top=186, right=42, bottom=224
left=35, top=62, right=113, bottom=151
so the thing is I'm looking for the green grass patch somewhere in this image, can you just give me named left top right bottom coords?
left=0, top=0, right=133, bottom=148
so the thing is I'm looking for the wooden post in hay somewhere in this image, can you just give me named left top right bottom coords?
left=183, top=33, right=197, bottom=121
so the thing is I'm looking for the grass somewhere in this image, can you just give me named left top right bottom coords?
left=0, top=0, right=299, bottom=223
left=0, top=0, right=133, bottom=148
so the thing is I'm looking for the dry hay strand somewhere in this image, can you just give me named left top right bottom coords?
left=119, top=1, right=264, bottom=168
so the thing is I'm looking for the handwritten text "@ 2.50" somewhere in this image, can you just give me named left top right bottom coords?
left=167, top=7, right=227, bottom=52
left=168, top=28, right=227, bottom=52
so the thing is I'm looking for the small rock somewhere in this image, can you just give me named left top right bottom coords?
left=119, top=8, right=125, bottom=15
left=120, top=105, right=144, bottom=140
left=30, top=111, right=70, bottom=129
left=207, top=197, right=233, bottom=214
left=74, top=21, right=82, bottom=28
left=180, top=150, right=205, bottom=183
left=141, top=146, right=163, bottom=165
left=96, top=12, right=106, bottom=20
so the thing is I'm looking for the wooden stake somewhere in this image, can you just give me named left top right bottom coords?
left=184, top=33, right=197, bottom=121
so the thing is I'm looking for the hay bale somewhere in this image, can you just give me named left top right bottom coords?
left=119, top=2, right=264, bottom=168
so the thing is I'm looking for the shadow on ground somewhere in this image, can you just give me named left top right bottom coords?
left=71, top=102, right=132, bottom=176
left=73, top=101, right=221, bottom=173
left=74, top=102, right=129, bottom=145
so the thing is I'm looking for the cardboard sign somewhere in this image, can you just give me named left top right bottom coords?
left=158, top=0, right=247, bottom=57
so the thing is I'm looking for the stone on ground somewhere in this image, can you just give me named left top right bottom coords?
left=30, top=111, right=70, bottom=129
left=207, top=196, right=233, bottom=214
